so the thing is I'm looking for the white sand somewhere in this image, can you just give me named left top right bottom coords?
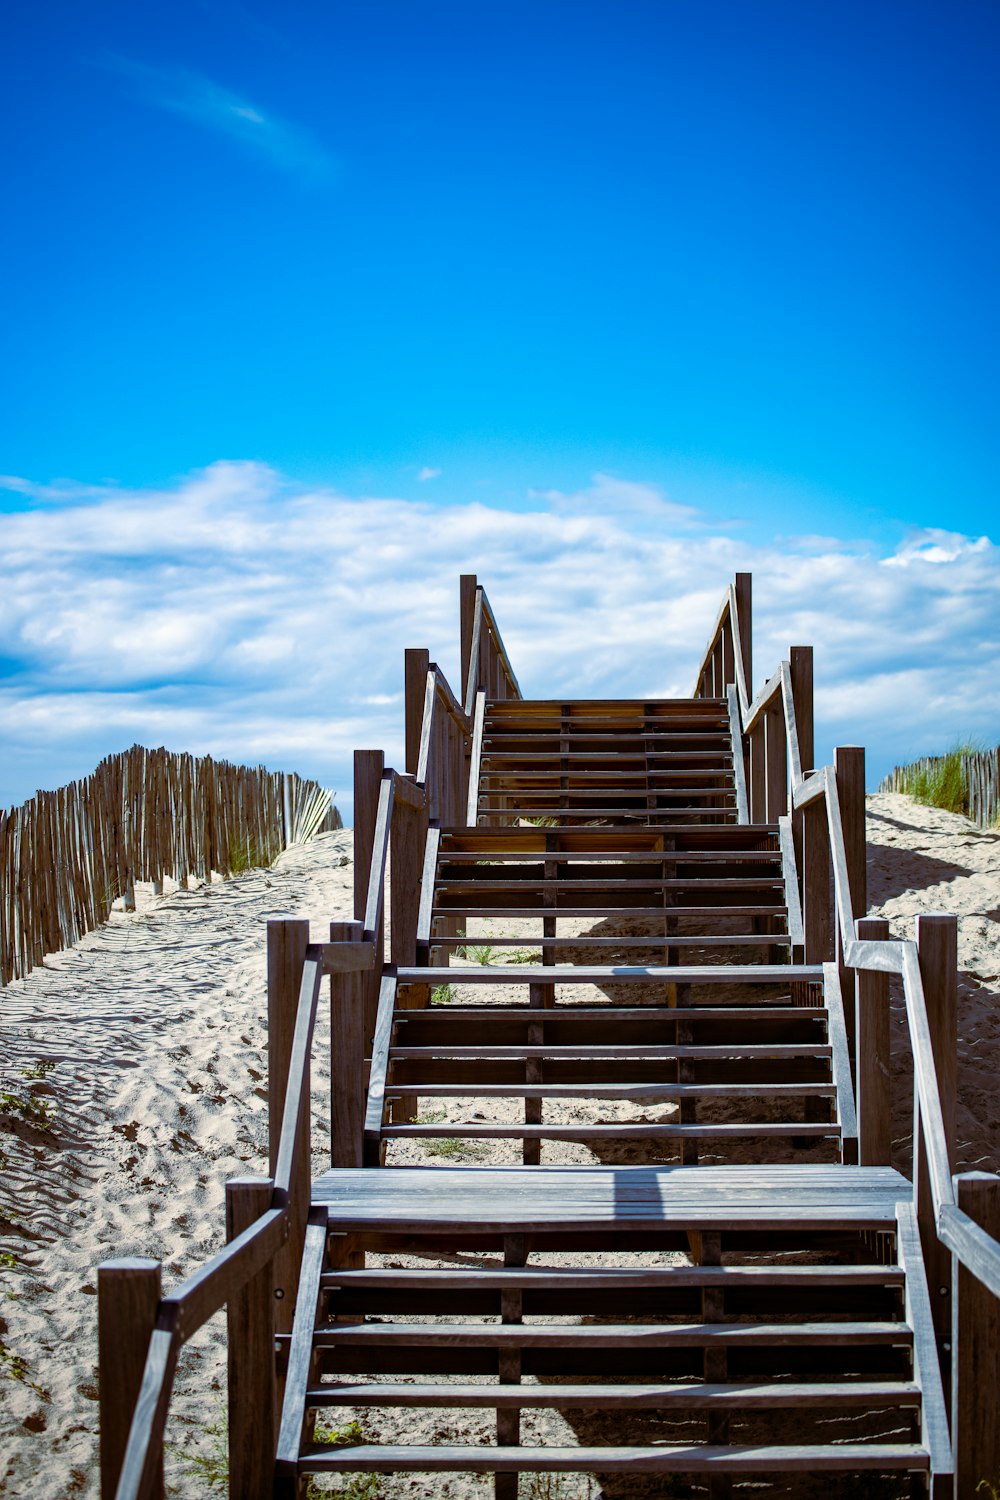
left=1, top=796, right=998, bottom=1498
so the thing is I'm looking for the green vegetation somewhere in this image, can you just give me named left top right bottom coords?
left=307, top=1418, right=380, bottom=1498
left=898, top=742, right=977, bottom=816
left=431, top=983, right=455, bottom=1004
left=227, top=831, right=280, bottom=874
left=411, top=1108, right=486, bottom=1159
left=169, top=1411, right=229, bottom=1494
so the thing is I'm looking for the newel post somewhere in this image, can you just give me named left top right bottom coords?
left=460, top=573, right=477, bottom=703
left=953, top=1171, right=1000, bottom=1494
left=330, top=920, right=366, bottom=1167
left=98, top=1257, right=163, bottom=1500
left=856, top=916, right=891, bottom=1165
left=914, top=912, right=957, bottom=1393
left=353, top=749, right=385, bottom=1045
left=226, top=1177, right=277, bottom=1500
left=267, top=918, right=310, bottom=1335
left=734, top=572, right=752, bottom=698
left=835, top=745, right=867, bottom=1071
left=404, top=649, right=430, bottom=775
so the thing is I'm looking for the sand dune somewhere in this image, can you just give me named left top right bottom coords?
left=0, top=797, right=997, bottom=1497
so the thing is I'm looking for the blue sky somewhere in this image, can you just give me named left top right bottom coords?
left=2, top=1, right=998, bottom=814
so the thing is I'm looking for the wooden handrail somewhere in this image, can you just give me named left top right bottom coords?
left=463, top=584, right=521, bottom=714
left=700, top=575, right=1000, bottom=1303
left=105, top=940, right=371, bottom=1500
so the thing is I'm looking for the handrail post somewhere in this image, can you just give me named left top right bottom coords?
left=764, top=697, right=786, bottom=822
left=98, top=1258, right=163, bottom=1500
left=802, top=797, right=832, bottom=962
left=460, top=574, right=477, bottom=700
left=404, top=649, right=430, bottom=775
left=390, top=789, right=429, bottom=1120
left=267, top=918, right=310, bottom=1334
left=789, top=646, right=813, bottom=884
left=226, top=1177, right=277, bottom=1499
left=915, top=912, right=957, bottom=1400
left=953, top=1171, right=1000, bottom=1493
left=354, top=749, right=385, bottom=1044
left=835, top=746, right=866, bottom=1077
left=856, top=917, right=891, bottom=1164
left=330, top=920, right=366, bottom=1167
left=734, top=572, right=752, bottom=700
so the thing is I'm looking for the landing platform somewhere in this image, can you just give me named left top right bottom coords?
left=313, top=1164, right=911, bottom=1234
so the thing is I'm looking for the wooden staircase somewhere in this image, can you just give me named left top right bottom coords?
left=103, top=573, right=991, bottom=1500
left=274, top=681, right=948, bottom=1495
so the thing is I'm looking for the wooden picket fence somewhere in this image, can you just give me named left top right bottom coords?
left=0, top=745, right=339, bottom=987
left=878, top=746, right=1000, bottom=828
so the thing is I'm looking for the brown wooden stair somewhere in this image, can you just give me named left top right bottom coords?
left=473, top=697, right=739, bottom=826
left=274, top=1169, right=949, bottom=1496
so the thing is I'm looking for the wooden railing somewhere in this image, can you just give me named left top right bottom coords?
left=1, top=745, right=338, bottom=986
left=696, top=573, right=1000, bottom=1490
left=461, top=573, right=521, bottom=715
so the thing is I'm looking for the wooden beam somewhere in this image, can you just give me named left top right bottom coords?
left=353, top=750, right=384, bottom=923
left=404, top=649, right=430, bottom=775
left=98, top=1258, right=163, bottom=1500
left=802, top=798, right=831, bottom=964
left=267, top=918, right=310, bottom=1335
left=835, top=746, right=866, bottom=1075
left=954, top=1172, right=1000, bottom=1495
left=914, top=912, right=957, bottom=1401
left=856, top=918, right=891, bottom=1166
left=330, top=921, right=366, bottom=1168
left=734, top=572, right=752, bottom=706
left=226, top=1178, right=277, bottom=1500
left=460, top=574, right=477, bottom=706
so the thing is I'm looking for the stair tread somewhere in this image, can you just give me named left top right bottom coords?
left=398, top=964, right=821, bottom=983
left=312, top=1319, right=911, bottom=1347
left=297, top=1442, right=930, bottom=1474
left=306, top=1379, right=920, bottom=1408
left=320, top=1265, right=904, bottom=1289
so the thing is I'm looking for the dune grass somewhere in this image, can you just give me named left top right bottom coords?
left=897, top=741, right=979, bottom=817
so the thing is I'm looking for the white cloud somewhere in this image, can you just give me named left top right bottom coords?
left=417, top=467, right=442, bottom=482
left=1, top=461, right=997, bottom=815
left=102, top=57, right=335, bottom=183
left=535, top=472, right=706, bottom=527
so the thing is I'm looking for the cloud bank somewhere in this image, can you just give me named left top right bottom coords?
left=1, top=462, right=997, bottom=816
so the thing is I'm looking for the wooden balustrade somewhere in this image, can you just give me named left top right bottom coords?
left=698, top=571, right=1000, bottom=1489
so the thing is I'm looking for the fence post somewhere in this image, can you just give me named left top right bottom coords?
left=915, top=912, right=957, bottom=1400
left=855, top=917, right=891, bottom=1165
left=405, top=649, right=430, bottom=775
left=98, top=1257, right=163, bottom=1500
left=226, top=1177, right=277, bottom=1499
left=835, top=745, right=867, bottom=1075
left=953, top=1171, right=1000, bottom=1494
left=267, top=918, right=310, bottom=1335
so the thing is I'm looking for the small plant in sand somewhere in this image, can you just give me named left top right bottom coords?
left=431, top=983, right=454, bottom=1004
left=521, top=1475, right=598, bottom=1498
left=227, top=831, right=280, bottom=875
left=169, top=1409, right=229, bottom=1493
left=307, top=1417, right=380, bottom=1497
left=412, top=1108, right=486, bottom=1159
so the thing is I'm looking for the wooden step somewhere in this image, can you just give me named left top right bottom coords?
left=398, top=964, right=822, bottom=984
left=296, top=1442, right=930, bottom=1475
left=306, top=1379, right=919, bottom=1409
left=319, top=1265, right=904, bottom=1291
left=390, top=1044, right=829, bottom=1060
left=311, top=1319, right=909, bottom=1350
left=383, top=1123, right=839, bottom=1141
left=386, top=1082, right=835, bottom=1100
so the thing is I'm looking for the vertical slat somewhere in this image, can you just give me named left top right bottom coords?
left=267, top=918, right=311, bottom=1335
left=98, top=1258, right=163, bottom=1500
left=496, top=1233, right=527, bottom=1500
left=353, top=749, right=385, bottom=1039
left=748, top=722, right=765, bottom=825
left=226, top=1177, right=277, bottom=1500
left=954, top=1172, right=1000, bottom=1495
left=856, top=918, right=891, bottom=1165
left=330, top=920, right=366, bottom=1168
left=915, top=912, right=957, bottom=1397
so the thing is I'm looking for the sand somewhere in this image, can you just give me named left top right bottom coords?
left=0, top=795, right=997, bottom=1498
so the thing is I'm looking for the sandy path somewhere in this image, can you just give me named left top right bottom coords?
left=0, top=829, right=354, bottom=1499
